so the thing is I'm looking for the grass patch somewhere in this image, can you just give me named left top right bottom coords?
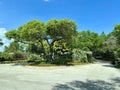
left=0, top=60, right=27, bottom=64
left=27, top=61, right=91, bottom=67
left=69, top=61, right=90, bottom=65
left=0, top=59, right=92, bottom=67
left=28, top=63, right=57, bottom=67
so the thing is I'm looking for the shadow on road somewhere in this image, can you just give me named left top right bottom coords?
left=96, top=59, right=116, bottom=68
left=112, top=77, right=120, bottom=83
left=96, top=60, right=111, bottom=64
left=52, top=78, right=120, bottom=90
left=102, top=64, right=115, bottom=68
left=11, top=63, right=26, bottom=66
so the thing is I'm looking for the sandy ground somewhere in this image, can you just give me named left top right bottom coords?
left=0, top=60, right=120, bottom=90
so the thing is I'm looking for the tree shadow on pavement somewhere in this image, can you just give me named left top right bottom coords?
left=52, top=79, right=116, bottom=90
left=11, top=63, right=26, bottom=66
left=102, top=64, right=115, bottom=68
left=112, top=77, right=120, bottom=87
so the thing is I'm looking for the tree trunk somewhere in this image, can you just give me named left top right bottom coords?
left=39, top=40, right=46, bottom=59
left=49, top=43, right=54, bottom=60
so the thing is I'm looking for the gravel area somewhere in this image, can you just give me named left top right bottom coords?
left=0, top=60, right=120, bottom=90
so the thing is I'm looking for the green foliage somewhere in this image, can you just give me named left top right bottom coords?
left=13, top=51, right=27, bottom=60
left=76, top=30, right=106, bottom=56
left=113, top=24, right=120, bottom=44
left=86, top=52, right=95, bottom=63
left=101, top=35, right=117, bottom=61
left=52, top=54, right=72, bottom=65
left=46, top=19, right=77, bottom=60
left=0, top=39, right=3, bottom=46
left=0, top=51, right=27, bottom=62
left=116, top=64, right=120, bottom=68
left=5, top=19, right=100, bottom=66
left=27, top=54, right=45, bottom=64
left=46, top=19, right=77, bottom=42
left=4, top=41, right=19, bottom=52
left=26, top=44, right=44, bottom=54
left=5, top=20, right=47, bottom=56
left=0, top=53, right=14, bottom=62
left=72, top=49, right=94, bottom=63
left=18, top=20, right=45, bottom=43
left=5, top=30, right=18, bottom=40
left=113, top=48, right=120, bottom=65
left=114, top=48, right=120, bottom=59
left=72, top=49, right=88, bottom=63
left=5, top=19, right=77, bottom=61
left=4, top=19, right=120, bottom=67
left=104, top=36, right=117, bottom=52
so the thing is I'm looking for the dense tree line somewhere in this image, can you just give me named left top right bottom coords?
left=0, top=19, right=120, bottom=66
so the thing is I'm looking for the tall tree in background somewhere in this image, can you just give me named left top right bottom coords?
left=75, top=31, right=107, bottom=58
left=103, top=35, right=117, bottom=60
left=113, top=24, right=120, bottom=44
left=76, top=30, right=100, bottom=51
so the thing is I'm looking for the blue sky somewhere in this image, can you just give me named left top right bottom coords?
left=0, top=0, right=120, bottom=51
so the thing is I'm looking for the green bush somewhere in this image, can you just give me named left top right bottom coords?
left=27, top=54, right=45, bottom=64
left=113, top=48, right=120, bottom=66
left=114, top=48, right=120, bottom=58
left=52, top=54, right=72, bottom=65
left=72, top=49, right=94, bottom=63
left=116, top=63, right=120, bottom=68
left=72, top=49, right=88, bottom=63
left=13, top=51, right=27, bottom=60
left=86, top=51, right=95, bottom=63
left=0, top=53, right=14, bottom=62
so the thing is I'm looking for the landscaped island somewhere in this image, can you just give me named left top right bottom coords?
left=0, top=19, right=120, bottom=67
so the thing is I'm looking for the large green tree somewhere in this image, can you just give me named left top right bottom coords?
left=45, top=19, right=77, bottom=60
left=6, top=19, right=77, bottom=60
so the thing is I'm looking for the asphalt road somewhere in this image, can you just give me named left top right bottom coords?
left=0, top=61, right=120, bottom=90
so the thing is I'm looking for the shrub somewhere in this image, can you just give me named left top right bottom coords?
left=116, top=63, right=120, bottom=68
left=86, top=51, right=95, bottom=63
left=113, top=48, right=120, bottom=66
left=52, top=54, right=72, bottom=65
left=13, top=51, right=27, bottom=60
left=72, top=49, right=94, bottom=63
left=0, top=53, right=14, bottom=62
left=72, top=49, right=88, bottom=63
left=27, top=54, right=45, bottom=64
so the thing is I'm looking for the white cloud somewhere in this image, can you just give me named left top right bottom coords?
left=0, top=28, right=11, bottom=52
left=44, top=0, right=50, bottom=2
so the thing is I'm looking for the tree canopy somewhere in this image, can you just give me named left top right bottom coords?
left=113, top=24, right=120, bottom=44
left=5, top=19, right=77, bottom=60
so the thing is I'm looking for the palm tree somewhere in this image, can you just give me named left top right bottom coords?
left=0, top=39, right=3, bottom=46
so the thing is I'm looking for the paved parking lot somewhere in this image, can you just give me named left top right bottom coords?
left=0, top=61, right=120, bottom=90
